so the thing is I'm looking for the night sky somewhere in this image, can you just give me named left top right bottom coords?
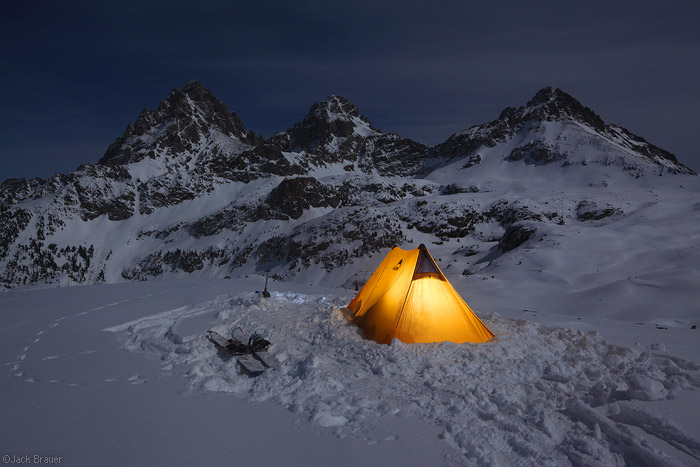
left=2, top=1, right=699, bottom=181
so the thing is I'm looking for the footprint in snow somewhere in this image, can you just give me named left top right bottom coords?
left=366, top=435, right=399, bottom=445
left=127, top=375, right=146, bottom=384
left=41, top=355, right=65, bottom=361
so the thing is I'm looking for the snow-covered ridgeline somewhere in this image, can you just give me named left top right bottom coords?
left=0, top=82, right=697, bottom=291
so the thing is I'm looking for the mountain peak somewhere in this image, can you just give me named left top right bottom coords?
left=526, top=86, right=567, bottom=106
left=98, top=81, right=248, bottom=167
left=521, top=86, right=605, bottom=131
left=440, top=85, right=693, bottom=174
left=279, top=95, right=379, bottom=151
left=161, top=80, right=223, bottom=112
left=307, top=95, right=373, bottom=127
left=183, top=79, right=205, bottom=90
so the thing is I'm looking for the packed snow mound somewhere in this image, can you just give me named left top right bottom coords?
left=106, top=292, right=700, bottom=466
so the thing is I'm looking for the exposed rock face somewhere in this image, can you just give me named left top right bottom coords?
left=507, top=142, right=567, bottom=165
left=435, top=86, right=695, bottom=175
left=99, top=80, right=252, bottom=167
left=361, top=133, right=434, bottom=176
left=269, top=95, right=433, bottom=176
left=255, top=208, right=409, bottom=274
left=0, top=81, right=696, bottom=289
left=398, top=200, right=483, bottom=240
left=576, top=201, right=622, bottom=222
left=605, top=124, right=684, bottom=167
left=122, top=249, right=207, bottom=280
left=499, top=224, right=537, bottom=252
left=0, top=206, right=32, bottom=259
left=233, top=144, right=308, bottom=179
left=522, top=86, right=606, bottom=132
left=284, top=95, right=377, bottom=152
left=267, top=177, right=341, bottom=220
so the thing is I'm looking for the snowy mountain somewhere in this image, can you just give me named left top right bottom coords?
left=0, top=81, right=697, bottom=291
left=98, top=80, right=257, bottom=168
left=436, top=86, right=692, bottom=175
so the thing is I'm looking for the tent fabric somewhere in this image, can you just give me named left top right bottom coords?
left=348, top=244, right=494, bottom=344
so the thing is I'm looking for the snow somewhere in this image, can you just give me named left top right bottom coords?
left=2, top=86, right=700, bottom=465
left=0, top=280, right=448, bottom=466
left=2, top=275, right=699, bottom=466
left=3, top=86, right=696, bottom=292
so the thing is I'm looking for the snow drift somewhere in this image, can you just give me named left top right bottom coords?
left=106, top=292, right=700, bottom=466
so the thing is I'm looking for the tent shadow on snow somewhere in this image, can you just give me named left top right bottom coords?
left=346, top=244, right=494, bottom=345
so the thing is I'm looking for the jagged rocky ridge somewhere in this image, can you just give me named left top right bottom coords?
left=0, top=81, right=696, bottom=290
left=437, top=87, right=690, bottom=172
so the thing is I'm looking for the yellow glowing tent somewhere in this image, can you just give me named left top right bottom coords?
left=348, top=244, right=494, bottom=344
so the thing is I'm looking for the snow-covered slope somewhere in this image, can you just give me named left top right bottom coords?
left=2, top=278, right=699, bottom=466
left=0, top=82, right=697, bottom=294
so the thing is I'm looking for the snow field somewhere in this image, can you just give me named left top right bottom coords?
left=106, top=291, right=700, bottom=466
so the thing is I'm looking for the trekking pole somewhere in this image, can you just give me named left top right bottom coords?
left=262, top=270, right=271, bottom=298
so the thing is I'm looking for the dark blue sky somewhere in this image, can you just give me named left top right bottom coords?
left=2, top=1, right=699, bottom=180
